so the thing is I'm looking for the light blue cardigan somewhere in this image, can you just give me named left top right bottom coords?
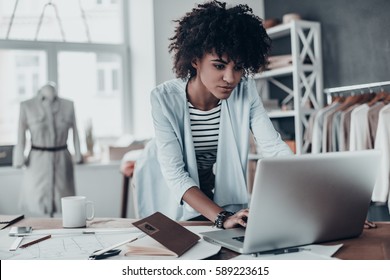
left=134, top=78, right=293, bottom=220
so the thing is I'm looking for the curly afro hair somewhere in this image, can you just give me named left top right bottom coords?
left=169, top=0, right=271, bottom=79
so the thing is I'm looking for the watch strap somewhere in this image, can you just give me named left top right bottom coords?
left=214, top=211, right=235, bottom=229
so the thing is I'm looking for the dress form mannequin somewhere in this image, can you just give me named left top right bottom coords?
left=40, top=82, right=58, bottom=102
left=13, top=81, right=83, bottom=216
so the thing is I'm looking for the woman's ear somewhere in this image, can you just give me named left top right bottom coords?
left=191, top=58, right=199, bottom=69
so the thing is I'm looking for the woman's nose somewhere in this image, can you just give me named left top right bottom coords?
left=223, top=69, right=235, bottom=84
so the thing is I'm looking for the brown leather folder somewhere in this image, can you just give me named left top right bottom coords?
left=132, top=212, right=200, bottom=257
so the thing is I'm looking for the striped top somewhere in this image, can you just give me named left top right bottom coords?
left=188, top=101, right=221, bottom=170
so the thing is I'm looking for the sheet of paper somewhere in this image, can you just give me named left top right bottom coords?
left=0, top=227, right=144, bottom=260
left=27, top=227, right=141, bottom=236
left=303, top=244, right=343, bottom=257
left=0, top=250, right=19, bottom=260
left=0, top=225, right=220, bottom=260
left=231, top=244, right=343, bottom=260
left=4, top=234, right=118, bottom=260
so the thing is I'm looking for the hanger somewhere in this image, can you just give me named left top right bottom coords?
left=367, top=90, right=386, bottom=107
left=329, top=90, right=364, bottom=113
left=331, top=93, right=343, bottom=104
left=360, top=90, right=374, bottom=104
left=343, top=91, right=361, bottom=104
left=35, top=0, right=66, bottom=41
left=325, top=81, right=390, bottom=108
left=383, top=90, right=390, bottom=105
left=7, top=0, right=91, bottom=42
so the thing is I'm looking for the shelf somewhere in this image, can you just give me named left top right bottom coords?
left=266, top=20, right=319, bottom=39
left=267, top=110, right=296, bottom=118
left=258, top=20, right=322, bottom=155
left=254, top=66, right=293, bottom=79
left=265, top=22, right=292, bottom=39
left=266, top=109, right=316, bottom=119
left=254, top=64, right=315, bottom=79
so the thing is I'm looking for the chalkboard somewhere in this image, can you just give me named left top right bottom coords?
left=264, top=0, right=390, bottom=89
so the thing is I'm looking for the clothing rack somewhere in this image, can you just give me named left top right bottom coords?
left=324, top=80, right=390, bottom=104
left=324, top=81, right=390, bottom=94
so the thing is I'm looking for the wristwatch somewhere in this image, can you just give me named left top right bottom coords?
left=214, top=211, right=235, bottom=229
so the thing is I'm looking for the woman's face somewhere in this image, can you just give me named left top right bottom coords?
left=192, top=52, right=244, bottom=100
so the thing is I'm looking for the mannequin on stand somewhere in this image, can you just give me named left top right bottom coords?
left=13, top=82, right=83, bottom=217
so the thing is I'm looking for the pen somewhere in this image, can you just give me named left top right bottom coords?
left=19, top=235, right=51, bottom=249
left=273, top=248, right=304, bottom=255
left=88, top=233, right=146, bottom=260
left=256, top=247, right=309, bottom=256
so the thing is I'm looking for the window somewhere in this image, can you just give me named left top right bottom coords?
left=17, top=74, right=26, bottom=96
left=0, top=50, right=47, bottom=144
left=58, top=52, right=123, bottom=140
left=15, top=53, right=43, bottom=97
left=112, top=69, right=119, bottom=91
left=0, top=0, right=129, bottom=155
left=97, top=69, right=105, bottom=91
left=96, top=53, right=121, bottom=96
left=0, top=0, right=123, bottom=44
left=32, top=73, right=39, bottom=94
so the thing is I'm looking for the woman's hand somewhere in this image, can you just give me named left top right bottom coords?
left=223, top=208, right=249, bottom=229
left=121, top=161, right=136, bottom=177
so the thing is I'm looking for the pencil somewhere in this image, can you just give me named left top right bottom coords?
left=19, top=234, right=51, bottom=249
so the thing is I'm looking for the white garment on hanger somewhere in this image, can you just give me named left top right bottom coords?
left=311, top=102, right=340, bottom=153
left=373, top=104, right=390, bottom=212
left=330, top=111, right=342, bottom=152
left=339, top=104, right=359, bottom=152
left=349, top=104, right=370, bottom=151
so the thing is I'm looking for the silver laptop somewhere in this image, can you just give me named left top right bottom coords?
left=201, top=150, right=380, bottom=254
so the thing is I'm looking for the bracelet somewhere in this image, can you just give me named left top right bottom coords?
left=214, top=211, right=235, bottom=229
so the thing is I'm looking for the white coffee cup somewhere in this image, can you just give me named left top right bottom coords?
left=61, top=196, right=95, bottom=228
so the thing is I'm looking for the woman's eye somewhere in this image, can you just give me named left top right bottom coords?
left=234, top=66, right=244, bottom=71
left=214, top=64, right=225, bottom=70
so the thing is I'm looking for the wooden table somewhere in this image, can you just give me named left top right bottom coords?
left=11, top=218, right=390, bottom=260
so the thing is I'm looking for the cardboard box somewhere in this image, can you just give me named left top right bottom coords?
left=108, top=141, right=146, bottom=161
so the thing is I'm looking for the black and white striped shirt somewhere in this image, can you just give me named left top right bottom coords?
left=188, top=101, right=221, bottom=170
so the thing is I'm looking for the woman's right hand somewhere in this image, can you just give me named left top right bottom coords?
left=223, top=208, right=249, bottom=229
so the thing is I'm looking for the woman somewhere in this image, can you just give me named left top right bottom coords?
left=134, top=1, right=293, bottom=229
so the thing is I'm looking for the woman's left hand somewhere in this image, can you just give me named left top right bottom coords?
left=223, top=208, right=249, bottom=229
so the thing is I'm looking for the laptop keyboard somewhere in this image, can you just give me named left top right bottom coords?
left=233, top=236, right=245, bottom=242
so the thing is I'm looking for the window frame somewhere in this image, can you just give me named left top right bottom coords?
left=0, top=0, right=133, bottom=140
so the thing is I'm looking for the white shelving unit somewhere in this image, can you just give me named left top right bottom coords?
left=255, top=20, right=324, bottom=154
